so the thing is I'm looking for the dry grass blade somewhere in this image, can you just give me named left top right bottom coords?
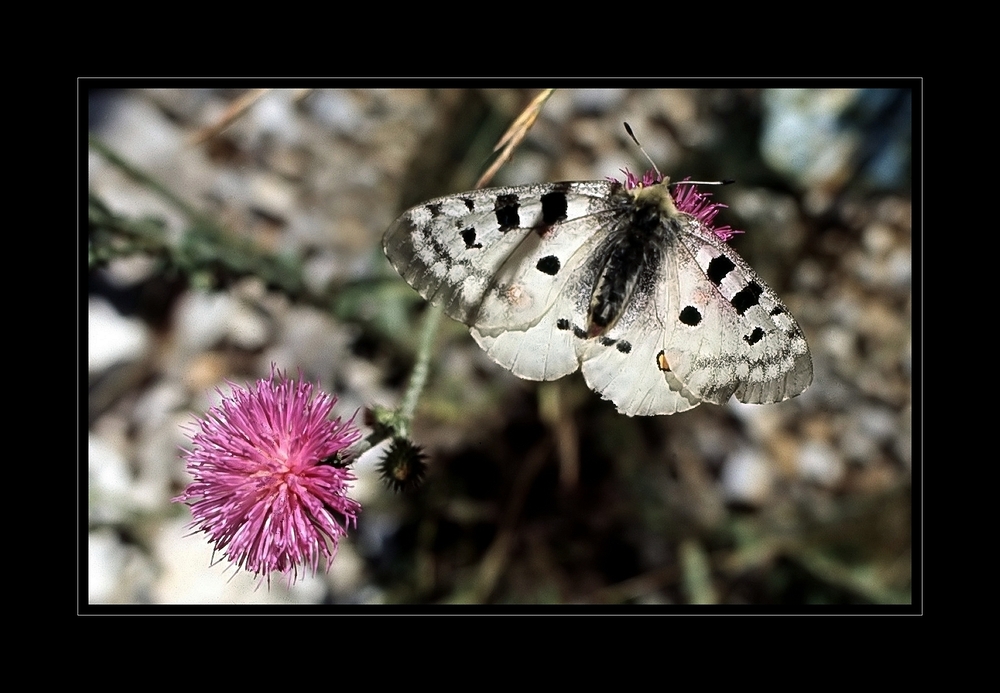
left=291, top=88, right=313, bottom=105
left=474, top=88, right=555, bottom=189
left=188, top=88, right=272, bottom=146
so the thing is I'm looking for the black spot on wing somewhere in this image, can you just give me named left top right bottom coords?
left=460, top=227, right=482, bottom=250
left=731, top=281, right=763, bottom=315
left=573, top=326, right=588, bottom=340
left=616, top=341, right=632, bottom=354
left=744, top=327, right=764, bottom=345
left=707, top=255, right=735, bottom=285
left=769, top=306, right=785, bottom=316
left=536, top=255, right=560, bottom=276
left=556, top=318, right=571, bottom=331
left=679, top=306, right=702, bottom=326
left=540, top=191, right=568, bottom=225
left=426, top=203, right=442, bottom=217
left=460, top=196, right=475, bottom=211
left=599, top=336, right=616, bottom=347
left=495, top=193, right=520, bottom=232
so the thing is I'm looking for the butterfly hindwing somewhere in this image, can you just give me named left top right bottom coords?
left=471, top=222, right=626, bottom=381
left=578, top=248, right=704, bottom=416
left=667, top=218, right=813, bottom=405
left=581, top=212, right=812, bottom=415
left=471, top=290, right=584, bottom=380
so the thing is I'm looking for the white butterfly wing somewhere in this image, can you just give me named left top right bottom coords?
left=471, top=289, right=583, bottom=380
left=668, top=217, right=812, bottom=405
left=581, top=213, right=811, bottom=415
left=578, top=239, right=703, bottom=416
left=383, top=182, right=614, bottom=330
left=578, top=322, right=704, bottom=416
left=386, top=182, right=616, bottom=380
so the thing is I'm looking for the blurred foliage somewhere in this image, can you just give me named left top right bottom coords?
left=89, top=191, right=304, bottom=294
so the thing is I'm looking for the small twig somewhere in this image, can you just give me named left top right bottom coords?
left=580, top=565, right=679, bottom=604
left=188, top=89, right=271, bottom=146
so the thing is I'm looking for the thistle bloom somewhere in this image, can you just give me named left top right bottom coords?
left=612, top=167, right=662, bottom=190
left=613, top=167, right=743, bottom=242
left=174, top=367, right=362, bottom=585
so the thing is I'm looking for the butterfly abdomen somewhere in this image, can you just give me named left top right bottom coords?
left=586, top=191, right=671, bottom=337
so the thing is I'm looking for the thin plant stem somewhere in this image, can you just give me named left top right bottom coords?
left=397, top=302, right=444, bottom=438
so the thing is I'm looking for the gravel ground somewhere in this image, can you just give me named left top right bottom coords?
left=86, top=86, right=913, bottom=608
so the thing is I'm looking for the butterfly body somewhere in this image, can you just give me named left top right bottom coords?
left=383, top=173, right=812, bottom=416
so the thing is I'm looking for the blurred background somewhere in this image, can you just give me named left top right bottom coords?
left=86, top=86, right=913, bottom=606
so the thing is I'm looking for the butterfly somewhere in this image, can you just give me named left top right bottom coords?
left=383, top=167, right=812, bottom=416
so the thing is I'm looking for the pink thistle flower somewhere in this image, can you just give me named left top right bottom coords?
left=173, top=366, right=362, bottom=586
left=610, top=168, right=744, bottom=242
left=671, top=176, right=743, bottom=242
left=608, top=166, right=663, bottom=189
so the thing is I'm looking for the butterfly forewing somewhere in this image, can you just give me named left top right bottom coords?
left=383, top=182, right=615, bottom=327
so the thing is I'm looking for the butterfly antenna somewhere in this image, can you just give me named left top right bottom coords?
left=623, top=123, right=736, bottom=187
left=623, top=122, right=662, bottom=181
left=673, top=179, right=736, bottom=187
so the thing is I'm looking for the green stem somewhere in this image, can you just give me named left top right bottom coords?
left=397, top=303, right=444, bottom=437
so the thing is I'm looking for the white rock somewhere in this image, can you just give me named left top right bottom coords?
left=227, top=301, right=270, bottom=350
left=797, top=440, right=844, bottom=486
left=252, top=90, right=300, bottom=142
left=309, top=89, right=363, bottom=134
left=88, top=298, right=150, bottom=375
left=174, top=291, right=233, bottom=352
left=153, top=517, right=328, bottom=604
left=88, top=434, right=133, bottom=524
left=572, top=88, right=627, bottom=113
left=721, top=449, right=774, bottom=505
left=89, top=529, right=127, bottom=603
